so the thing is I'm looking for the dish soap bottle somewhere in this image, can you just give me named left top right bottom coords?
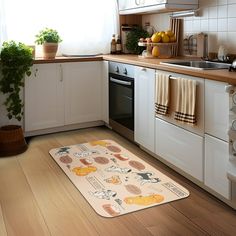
left=110, top=34, right=116, bottom=54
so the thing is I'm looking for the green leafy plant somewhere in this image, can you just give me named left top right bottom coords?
left=126, top=27, right=150, bottom=55
left=35, top=28, right=62, bottom=45
left=0, top=41, right=33, bottom=121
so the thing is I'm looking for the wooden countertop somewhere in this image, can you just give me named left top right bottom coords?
left=103, top=54, right=236, bottom=85
left=33, top=54, right=236, bottom=85
left=33, top=56, right=103, bottom=64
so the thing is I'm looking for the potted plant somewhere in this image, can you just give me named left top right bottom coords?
left=35, top=28, right=62, bottom=59
left=0, top=41, right=33, bottom=156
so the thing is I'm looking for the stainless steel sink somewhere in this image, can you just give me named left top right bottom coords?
left=160, top=61, right=230, bottom=70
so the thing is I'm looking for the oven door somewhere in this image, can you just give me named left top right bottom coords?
left=109, top=73, right=134, bottom=132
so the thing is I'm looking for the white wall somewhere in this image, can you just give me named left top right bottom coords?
left=142, top=0, right=236, bottom=54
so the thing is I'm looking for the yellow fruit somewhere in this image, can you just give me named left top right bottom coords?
left=169, top=35, right=176, bottom=42
left=165, top=30, right=175, bottom=37
left=161, top=34, right=170, bottom=43
left=152, top=46, right=160, bottom=57
left=151, top=33, right=161, bottom=43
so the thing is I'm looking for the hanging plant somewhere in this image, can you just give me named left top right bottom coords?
left=0, top=40, right=33, bottom=121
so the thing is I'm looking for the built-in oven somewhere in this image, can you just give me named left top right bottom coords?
left=109, top=62, right=135, bottom=141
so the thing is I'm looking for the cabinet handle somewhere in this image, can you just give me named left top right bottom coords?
left=60, top=64, right=63, bottom=82
left=34, top=68, right=38, bottom=77
left=141, top=68, right=146, bottom=72
left=227, top=172, right=236, bottom=183
left=225, top=85, right=234, bottom=94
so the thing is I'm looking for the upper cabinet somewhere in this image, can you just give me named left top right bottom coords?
left=118, top=0, right=198, bottom=15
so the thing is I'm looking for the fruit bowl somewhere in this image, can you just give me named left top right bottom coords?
left=138, top=42, right=177, bottom=59
left=138, top=42, right=177, bottom=47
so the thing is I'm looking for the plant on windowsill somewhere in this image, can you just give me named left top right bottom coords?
left=0, top=40, right=33, bottom=157
left=35, top=28, right=62, bottom=59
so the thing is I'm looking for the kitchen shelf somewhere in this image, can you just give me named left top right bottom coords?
left=138, top=42, right=177, bottom=59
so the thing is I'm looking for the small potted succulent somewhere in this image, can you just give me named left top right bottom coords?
left=0, top=41, right=33, bottom=156
left=35, top=28, right=62, bottom=59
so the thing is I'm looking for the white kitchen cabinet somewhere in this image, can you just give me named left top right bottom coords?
left=101, top=61, right=109, bottom=124
left=24, top=63, right=64, bottom=132
left=155, top=118, right=204, bottom=181
left=63, top=62, right=102, bottom=125
left=24, top=61, right=103, bottom=132
left=134, top=66, right=155, bottom=152
left=205, top=79, right=229, bottom=141
left=205, top=134, right=230, bottom=199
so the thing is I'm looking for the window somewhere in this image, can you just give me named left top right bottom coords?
left=0, top=0, right=119, bottom=55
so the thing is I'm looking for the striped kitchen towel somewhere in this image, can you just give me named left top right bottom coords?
left=174, top=77, right=197, bottom=124
left=155, top=73, right=170, bottom=116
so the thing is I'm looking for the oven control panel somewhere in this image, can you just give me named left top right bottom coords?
left=109, top=61, right=135, bottom=78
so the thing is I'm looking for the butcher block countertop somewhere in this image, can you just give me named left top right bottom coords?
left=33, top=54, right=236, bottom=85
left=103, top=54, right=236, bottom=85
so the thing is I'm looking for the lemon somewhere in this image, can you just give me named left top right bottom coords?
left=151, top=33, right=161, bottom=43
left=169, top=35, right=176, bottom=42
left=152, top=46, right=160, bottom=57
left=161, top=34, right=170, bottom=43
left=165, top=30, right=175, bottom=37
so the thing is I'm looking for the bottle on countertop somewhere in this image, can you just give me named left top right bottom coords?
left=116, top=35, right=122, bottom=54
left=110, top=34, right=116, bottom=54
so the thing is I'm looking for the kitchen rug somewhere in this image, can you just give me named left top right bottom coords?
left=49, top=140, right=189, bottom=217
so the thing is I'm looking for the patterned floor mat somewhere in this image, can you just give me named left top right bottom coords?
left=49, top=140, right=189, bottom=217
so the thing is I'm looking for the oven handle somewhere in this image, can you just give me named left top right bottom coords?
left=110, top=77, right=132, bottom=86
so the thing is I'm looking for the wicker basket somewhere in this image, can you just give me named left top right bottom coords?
left=0, top=125, right=27, bottom=157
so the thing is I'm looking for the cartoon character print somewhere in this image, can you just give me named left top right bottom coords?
left=89, top=140, right=111, bottom=147
left=90, top=189, right=117, bottom=200
left=105, top=165, right=132, bottom=174
left=124, top=194, right=164, bottom=206
left=135, top=172, right=161, bottom=185
left=104, top=175, right=122, bottom=185
left=72, top=166, right=97, bottom=176
left=56, top=147, right=70, bottom=155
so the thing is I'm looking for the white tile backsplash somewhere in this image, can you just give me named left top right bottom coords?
left=142, top=0, right=236, bottom=54
left=218, top=18, right=227, bottom=31
left=218, top=5, right=228, bottom=18
left=209, top=6, right=218, bottom=18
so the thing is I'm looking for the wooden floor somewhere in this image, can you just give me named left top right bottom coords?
left=0, top=126, right=236, bottom=236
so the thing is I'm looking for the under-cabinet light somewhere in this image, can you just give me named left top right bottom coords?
left=170, top=9, right=199, bottom=18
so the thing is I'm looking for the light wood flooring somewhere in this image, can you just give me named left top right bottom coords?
left=0, top=126, right=236, bottom=236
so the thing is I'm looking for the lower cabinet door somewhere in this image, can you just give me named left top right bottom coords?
left=155, top=118, right=204, bottom=181
left=205, top=134, right=230, bottom=199
left=24, top=64, right=64, bottom=132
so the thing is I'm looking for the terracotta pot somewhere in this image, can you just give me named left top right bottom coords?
left=42, top=43, right=58, bottom=59
left=0, top=125, right=27, bottom=157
